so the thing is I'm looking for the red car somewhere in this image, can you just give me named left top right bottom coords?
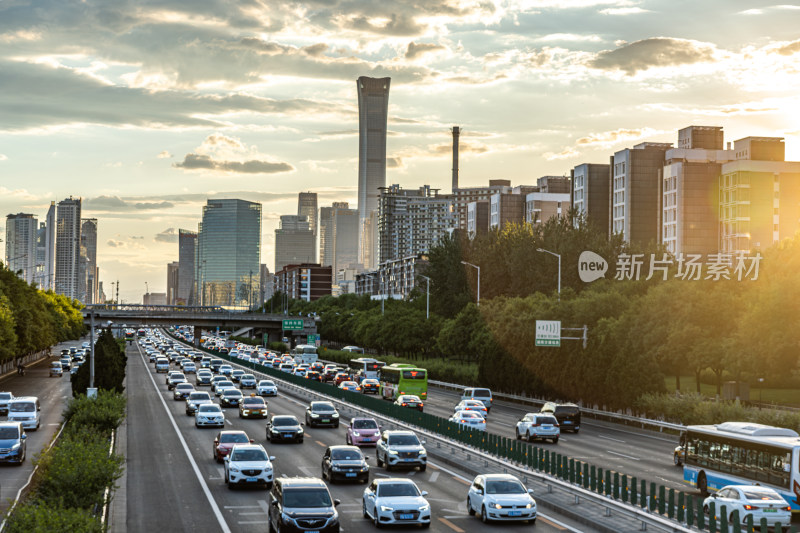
left=334, top=372, right=351, bottom=386
left=213, top=430, right=253, bottom=462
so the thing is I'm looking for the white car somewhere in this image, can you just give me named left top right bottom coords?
left=214, top=380, right=235, bottom=396
left=257, top=380, right=278, bottom=396
left=183, top=362, right=197, bottom=374
left=185, top=391, right=213, bottom=415
left=515, top=413, right=560, bottom=443
left=467, top=474, right=537, bottom=524
left=224, top=444, right=275, bottom=489
left=195, top=404, right=225, bottom=428
left=362, top=478, right=431, bottom=528
left=454, top=399, right=489, bottom=418
left=239, top=374, right=257, bottom=389
left=703, top=485, right=791, bottom=527
left=449, top=410, right=487, bottom=431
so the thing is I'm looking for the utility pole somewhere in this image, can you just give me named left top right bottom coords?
left=115, top=280, right=120, bottom=304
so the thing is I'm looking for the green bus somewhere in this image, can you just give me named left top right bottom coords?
left=379, top=364, right=428, bottom=401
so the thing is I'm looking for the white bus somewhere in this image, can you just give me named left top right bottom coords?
left=677, top=422, right=800, bottom=510
left=291, top=344, right=318, bottom=365
left=347, top=358, right=385, bottom=380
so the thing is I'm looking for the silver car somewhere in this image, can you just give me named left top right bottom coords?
left=467, top=473, right=537, bottom=524
left=376, top=431, right=427, bottom=472
left=362, top=478, right=431, bottom=527
left=515, top=413, right=560, bottom=443
left=195, top=404, right=225, bottom=428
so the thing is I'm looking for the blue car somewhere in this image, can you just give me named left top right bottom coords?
left=0, top=422, right=27, bottom=464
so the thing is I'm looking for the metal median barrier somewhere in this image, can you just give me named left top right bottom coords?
left=167, top=334, right=796, bottom=533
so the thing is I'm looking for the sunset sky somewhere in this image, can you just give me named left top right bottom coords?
left=1, top=0, right=799, bottom=302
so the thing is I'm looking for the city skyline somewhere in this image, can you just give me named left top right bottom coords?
left=1, top=1, right=799, bottom=302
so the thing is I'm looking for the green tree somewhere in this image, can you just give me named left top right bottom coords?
left=71, top=328, right=126, bottom=396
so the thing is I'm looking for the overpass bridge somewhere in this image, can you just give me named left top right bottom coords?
left=82, top=304, right=318, bottom=346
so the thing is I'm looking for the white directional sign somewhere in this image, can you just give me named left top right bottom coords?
left=535, top=320, right=561, bottom=347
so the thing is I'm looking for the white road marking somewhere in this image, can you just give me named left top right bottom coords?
left=606, top=450, right=640, bottom=461
left=429, top=471, right=439, bottom=483
left=598, top=434, right=626, bottom=443
left=238, top=512, right=266, bottom=516
left=299, top=466, right=317, bottom=477
left=224, top=506, right=260, bottom=509
left=137, top=348, right=232, bottom=533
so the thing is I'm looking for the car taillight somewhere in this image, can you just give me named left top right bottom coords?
left=742, top=505, right=754, bottom=510
left=400, top=391, right=404, bottom=395
left=401, top=403, right=407, bottom=407
left=419, top=403, right=424, bottom=407
left=532, top=422, right=540, bottom=427
left=460, top=419, right=467, bottom=423
left=785, top=506, right=792, bottom=511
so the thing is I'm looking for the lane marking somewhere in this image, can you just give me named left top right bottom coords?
left=438, top=517, right=465, bottom=532
left=607, top=450, right=640, bottom=461
left=598, top=434, right=626, bottom=443
left=429, top=471, right=439, bottom=483
left=238, top=512, right=266, bottom=516
left=223, top=506, right=260, bottom=509
left=315, top=440, right=327, bottom=448
left=540, top=516, right=567, bottom=530
left=137, top=348, right=232, bottom=533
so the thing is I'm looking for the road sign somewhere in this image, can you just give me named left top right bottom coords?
left=535, top=320, right=561, bottom=347
left=282, top=319, right=304, bottom=331
left=307, top=334, right=320, bottom=346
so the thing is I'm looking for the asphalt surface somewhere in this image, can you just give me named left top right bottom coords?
left=0, top=337, right=88, bottom=518
left=126, top=340, right=597, bottom=533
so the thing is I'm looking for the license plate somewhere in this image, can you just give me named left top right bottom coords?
left=509, top=511, right=521, bottom=516
left=400, top=514, right=413, bottom=520
left=764, top=509, right=777, bottom=512
left=246, top=477, right=258, bottom=482
left=564, top=421, right=572, bottom=425
left=322, top=419, right=330, bottom=423
left=283, top=434, right=292, bottom=439
left=346, top=473, right=357, bottom=477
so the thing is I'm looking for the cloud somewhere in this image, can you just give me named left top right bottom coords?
left=173, top=133, right=295, bottom=175
left=157, top=151, right=173, bottom=159
left=154, top=228, right=179, bottom=243
left=84, top=195, right=175, bottom=211
left=106, top=239, right=125, bottom=248
left=590, top=38, right=715, bottom=74
left=0, top=154, right=7, bottom=161
left=429, top=142, right=489, bottom=155
left=387, top=157, right=402, bottom=168
left=774, top=40, right=800, bottom=56
left=405, top=42, right=445, bottom=59
left=599, top=7, right=650, bottom=15
left=543, top=127, right=668, bottom=160
left=338, top=13, right=426, bottom=36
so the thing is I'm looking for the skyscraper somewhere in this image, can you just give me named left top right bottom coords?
left=55, top=197, right=81, bottom=299
left=42, top=202, right=56, bottom=290
left=319, top=202, right=358, bottom=278
left=357, top=76, right=391, bottom=270
left=5, top=213, right=37, bottom=284
left=297, top=192, right=318, bottom=262
left=80, top=218, right=98, bottom=303
left=178, top=229, right=197, bottom=305
left=167, top=261, right=179, bottom=305
left=196, top=199, right=261, bottom=307
left=274, top=215, right=315, bottom=273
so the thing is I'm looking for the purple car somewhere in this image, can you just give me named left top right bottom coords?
left=346, top=417, right=381, bottom=447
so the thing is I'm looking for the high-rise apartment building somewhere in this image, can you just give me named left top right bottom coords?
left=80, top=218, right=98, bottom=303
left=5, top=213, right=37, bottom=284
left=196, top=199, right=261, bottom=307
left=611, top=143, right=673, bottom=244
left=43, top=202, right=56, bottom=290
left=571, top=163, right=611, bottom=230
left=452, top=179, right=513, bottom=231
left=489, top=185, right=538, bottom=230
left=274, top=215, right=315, bottom=273
left=55, top=197, right=82, bottom=299
left=378, top=185, right=454, bottom=263
left=178, top=229, right=197, bottom=305
left=320, top=202, right=359, bottom=279
left=466, top=201, right=489, bottom=238
left=298, top=192, right=318, bottom=262
left=273, top=263, right=332, bottom=302
left=357, top=76, right=391, bottom=270
left=525, top=192, right=570, bottom=224
left=167, top=261, right=179, bottom=305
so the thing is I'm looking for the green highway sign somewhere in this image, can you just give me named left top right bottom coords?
left=282, top=319, right=304, bottom=331
left=535, top=320, right=561, bottom=347
left=307, top=334, right=321, bottom=346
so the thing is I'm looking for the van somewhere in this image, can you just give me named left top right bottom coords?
left=8, top=397, right=41, bottom=430
left=461, top=388, right=493, bottom=412
left=155, top=357, right=170, bottom=373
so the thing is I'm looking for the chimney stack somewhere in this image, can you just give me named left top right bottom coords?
left=451, top=126, right=460, bottom=192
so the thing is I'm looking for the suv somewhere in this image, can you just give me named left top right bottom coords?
left=540, top=402, right=581, bottom=433
left=461, top=388, right=493, bottom=412
left=224, top=444, right=275, bottom=489
left=305, top=401, right=340, bottom=428
left=515, top=413, right=560, bottom=443
left=268, top=477, right=340, bottom=533
left=0, top=421, right=27, bottom=464
left=321, top=445, right=370, bottom=483
left=376, top=430, right=427, bottom=472
left=0, top=392, right=13, bottom=415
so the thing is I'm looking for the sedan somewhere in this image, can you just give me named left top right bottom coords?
left=449, top=410, right=487, bottom=431
left=515, top=413, right=560, bottom=443
left=173, top=382, right=195, bottom=401
left=305, top=401, right=340, bottom=428
left=195, top=404, right=225, bottom=428
left=467, top=474, right=537, bottom=524
left=266, top=415, right=304, bottom=443
left=214, top=380, right=235, bottom=396
left=0, top=422, right=27, bottom=464
left=703, top=485, right=791, bottom=527
left=322, top=445, right=369, bottom=483
left=239, top=374, right=257, bottom=389
left=224, top=444, right=275, bottom=489
left=167, top=374, right=187, bottom=391
left=362, top=478, right=431, bottom=528
left=218, top=364, right=233, bottom=376
left=239, top=396, right=268, bottom=419
left=183, top=362, right=197, bottom=374
left=339, top=381, right=361, bottom=393
left=220, top=389, right=244, bottom=408
left=394, top=395, right=424, bottom=412
left=213, top=430, right=253, bottom=462
left=231, top=369, right=245, bottom=383
left=454, top=399, right=489, bottom=418
left=185, top=391, right=213, bottom=415
left=346, top=418, right=382, bottom=447
left=256, top=380, right=278, bottom=397
left=196, top=371, right=213, bottom=386
left=361, top=379, right=380, bottom=394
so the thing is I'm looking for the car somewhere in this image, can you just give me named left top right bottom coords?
left=279, top=363, right=294, bottom=373
left=210, top=375, right=227, bottom=388
left=239, top=395, right=268, bottom=419
left=306, top=371, right=322, bottom=381
left=362, top=478, right=431, bottom=528
left=703, top=485, right=792, bottom=527
left=461, top=388, right=493, bottom=412
left=0, top=392, right=14, bottom=415
left=541, top=402, right=581, bottom=433
left=346, top=418, right=382, bottom=447
left=454, top=399, right=489, bottom=418
left=342, top=346, right=363, bottom=353
left=167, top=373, right=187, bottom=390
left=185, top=391, right=213, bottom=415
left=210, top=359, right=224, bottom=373
left=8, top=397, right=40, bottom=430
left=230, top=369, right=245, bottom=383
left=224, top=444, right=275, bottom=489
left=183, top=362, right=197, bottom=374
left=515, top=413, right=560, bottom=443
left=200, top=356, right=212, bottom=368
left=59, top=357, right=71, bottom=371
left=60, top=349, right=70, bottom=356
left=339, top=381, right=361, bottom=393
left=268, top=477, right=340, bottom=533
left=173, top=382, right=195, bottom=401
left=360, top=379, right=380, bottom=394
left=322, top=365, right=339, bottom=382
left=213, top=430, right=254, bottom=462
left=155, top=357, right=170, bottom=372
left=256, top=380, right=278, bottom=396
left=334, top=372, right=350, bottom=386
left=266, top=415, right=304, bottom=443
left=0, top=422, right=27, bottom=465
left=220, top=388, right=244, bottom=407
left=196, top=370, right=213, bottom=386
left=293, top=368, right=307, bottom=378
left=147, top=351, right=158, bottom=362
left=214, top=380, right=235, bottom=396
left=195, top=404, right=225, bottom=428
left=218, top=364, right=233, bottom=376
left=50, top=362, right=64, bottom=377
left=239, top=374, right=257, bottom=389
left=321, top=445, right=370, bottom=483
left=449, top=410, right=487, bottom=431
left=467, top=474, right=537, bottom=524
left=305, top=401, right=340, bottom=428
left=394, top=395, right=424, bottom=412
left=376, top=430, right=427, bottom=472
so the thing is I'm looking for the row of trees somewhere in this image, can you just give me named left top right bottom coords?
left=0, top=264, right=85, bottom=363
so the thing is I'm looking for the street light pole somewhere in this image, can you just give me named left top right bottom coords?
left=536, top=248, right=561, bottom=300
left=418, top=275, right=431, bottom=319
left=460, top=261, right=480, bottom=306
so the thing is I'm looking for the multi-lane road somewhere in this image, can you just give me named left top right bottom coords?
left=123, top=340, right=596, bottom=533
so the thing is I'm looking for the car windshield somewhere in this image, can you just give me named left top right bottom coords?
left=538, top=416, right=558, bottom=425
left=224, top=390, right=243, bottom=397
left=400, top=396, right=420, bottom=402
left=231, top=449, right=267, bottom=462
left=353, top=419, right=378, bottom=430
left=177, top=384, right=193, bottom=390
left=741, top=488, right=782, bottom=500
left=242, top=375, right=254, bottom=380
left=0, top=427, right=19, bottom=439
left=556, top=406, right=579, bottom=415
left=283, top=488, right=332, bottom=508
left=198, top=405, right=221, bottom=413
left=473, top=389, right=491, bottom=398
left=273, top=417, right=298, bottom=427
left=243, top=398, right=265, bottom=407
left=486, top=480, right=527, bottom=494
left=387, top=435, right=420, bottom=446
left=313, top=404, right=335, bottom=413
left=260, top=381, right=275, bottom=386
left=189, top=393, right=209, bottom=400
left=459, top=412, right=481, bottom=418
left=10, top=403, right=34, bottom=412
left=378, top=483, right=420, bottom=497
left=0, top=393, right=11, bottom=400
left=332, top=449, right=363, bottom=460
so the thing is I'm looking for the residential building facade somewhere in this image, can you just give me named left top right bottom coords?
left=298, top=192, right=318, bottom=262
left=167, top=261, right=179, bottom=305
left=451, top=179, right=513, bottom=230
left=273, top=263, right=332, bottom=302
left=5, top=213, right=37, bottom=284
left=55, top=197, right=82, bottom=300
left=571, top=163, right=610, bottom=230
left=80, top=218, right=98, bottom=303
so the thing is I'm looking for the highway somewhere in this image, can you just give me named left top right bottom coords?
left=125, top=340, right=597, bottom=533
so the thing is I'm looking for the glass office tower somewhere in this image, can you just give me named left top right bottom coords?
left=196, top=199, right=261, bottom=308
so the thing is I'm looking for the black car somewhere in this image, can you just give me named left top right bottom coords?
left=266, top=415, right=304, bottom=443
left=268, top=477, right=340, bottom=533
left=305, top=401, right=340, bottom=428
left=220, top=389, right=244, bottom=408
left=541, top=402, right=581, bottom=433
left=322, top=445, right=369, bottom=483
left=210, top=359, right=224, bottom=373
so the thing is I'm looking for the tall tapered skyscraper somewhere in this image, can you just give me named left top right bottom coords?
left=357, top=76, right=390, bottom=270
left=55, top=197, right=82, bottom=299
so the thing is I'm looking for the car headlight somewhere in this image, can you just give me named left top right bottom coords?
left=525, top=503, right=533, bottom=509
left=380, top=506, right=394, bottom=512
left=494, top=503, right=502, bottom=510
left=270, top=428, right=279, bottom=433
left=419, top=451, right=427, bottom=456
left=311, top=413, right=320, bottom=417
left=298, top=428, right=304, bottom=433
left=231, top=467, right=240, bottom=472
left=388, top=450, right=398, bottom=455
left=419, top=504, right=430, bottom=512
left=11, top=443, right=20, bottom=450
left=352, top=431, right=361, bottom=436
left=332, top=413, right=339, bottom=417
